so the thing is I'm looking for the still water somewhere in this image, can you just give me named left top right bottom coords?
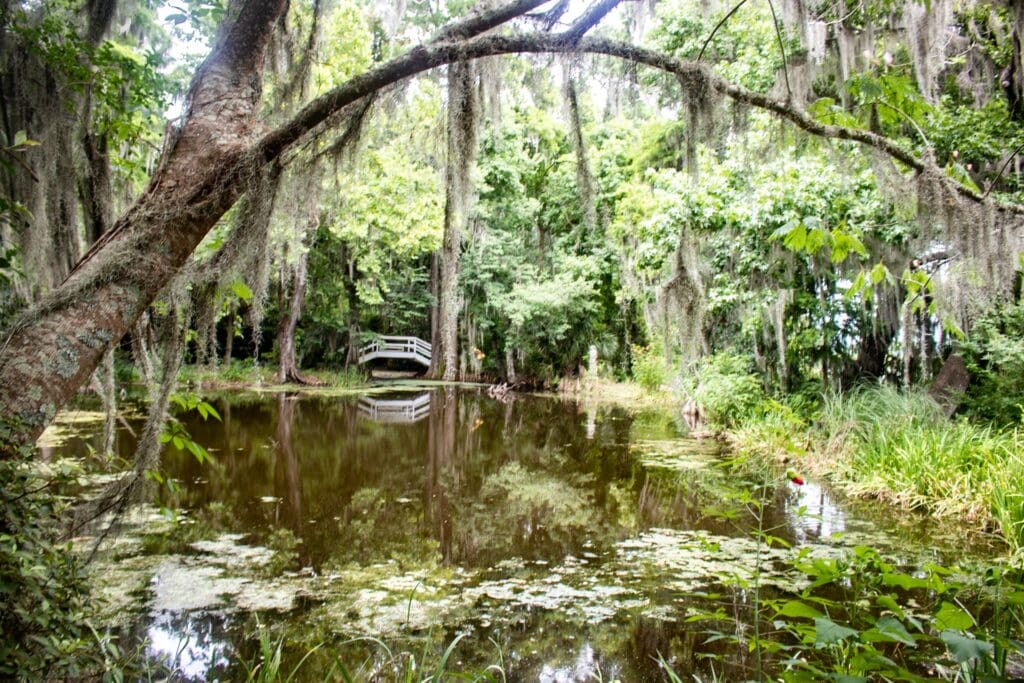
left=52, top=385, right=984, bottom=681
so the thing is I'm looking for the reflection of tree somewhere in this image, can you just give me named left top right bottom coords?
left=164, top=389, right=711, bottom=572
left=274, top=393, right=303, bottom=536
left=425, top=387, right=456, bottom=563
left=144, top=611, right=232, bottom=680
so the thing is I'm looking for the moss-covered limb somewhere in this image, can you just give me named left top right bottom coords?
left=0, top=0, right=288, bottom=449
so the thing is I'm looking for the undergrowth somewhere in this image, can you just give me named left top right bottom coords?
left=729, top=387, right=1024, bottom=552
left=677, top=354, right=1024, bottom=553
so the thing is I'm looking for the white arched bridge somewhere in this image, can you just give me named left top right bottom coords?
left=357, top=335, right=432, bottom=368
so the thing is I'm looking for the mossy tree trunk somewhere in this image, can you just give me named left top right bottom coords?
left=434, top=59, right=480, bottom=381
left=0, top=0, right=289, bottom=448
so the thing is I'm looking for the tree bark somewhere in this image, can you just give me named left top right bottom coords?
left=435, top=59, right=480, bottom=381
left=1003, top=1, right=1024, bottom=122
left=563, top=74, right=598, bottom=238
left=277, top=249, right=311, bottom=384
left=428, top=251, right=440, bottom=376
left=222, top=302, right=236, bottom=365
left=78, top=121, right=114, bottom=247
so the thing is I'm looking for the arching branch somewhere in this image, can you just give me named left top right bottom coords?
left=263, top=33, right=1022, bottom=214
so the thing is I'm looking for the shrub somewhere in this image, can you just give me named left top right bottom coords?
left=0, top=428, right=119, bottom=679
left=960, top=301, right=1024, bottom=424
left=685, top=353, right=765, bottom=427
left=631, top=344, right=668, bottom=392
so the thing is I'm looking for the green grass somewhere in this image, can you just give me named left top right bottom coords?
left=237, top=630, right=507, bottom=683
left=179, top=362, right=368, bottom=389
left=732, top=385, right=1024, bottom=552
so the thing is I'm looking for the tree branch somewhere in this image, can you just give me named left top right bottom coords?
left=698, top=0, right=750, bottom=61
left=259, top=32, right=1024, bottom=214
left=561, top=0, right=624, bottom=44
left=433, top=0, right=556, bottom=42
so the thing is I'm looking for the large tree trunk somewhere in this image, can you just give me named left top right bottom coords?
left=0, top=0, right=288, bottom=448
left=428, top=251, right=440, bottom=376
left=277, top=250, right=310, bottom=384
left=435, top=59, right=480, bottom=381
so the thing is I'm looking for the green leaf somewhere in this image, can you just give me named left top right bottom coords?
left=940, top=630, right=993, bottom=663
left=105, top=40, right=146, bottom=66
left=860, top=616, right=916, bottom=646
left=777, top=600, right=824, bottom=620
left=870, top=262, right=888, bottom=285
left=200, top=402, right=221, bottom=421
left=934, top=601, right=974, bottom=630
left=881, top=572, right=933, bottom=591
left=230, top=280, right=253, bottom=302
left=814, top=617, right=858, bottom=646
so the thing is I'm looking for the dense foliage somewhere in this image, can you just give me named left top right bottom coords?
left=0, top=439, right=111, bottom=680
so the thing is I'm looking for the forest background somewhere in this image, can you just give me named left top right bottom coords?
left=3, top=0, right=1024, bottom=676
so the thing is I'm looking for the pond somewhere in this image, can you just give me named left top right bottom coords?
left=48, top=385, right=1000, bottom=681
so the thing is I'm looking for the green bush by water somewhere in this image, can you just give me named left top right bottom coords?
left=724, top=383, right=1024, bottom=552
left=631, top=344, right=668, bottom=392
left=682, top=352, right=766, bottom=427
left=0, top=432, right=122, bottom=680
left=960, top=301, right=1024, bottom=425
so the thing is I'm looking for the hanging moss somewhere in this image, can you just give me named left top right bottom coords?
left=677, top=68, right=717, bottom=180
left=562, top=67, right=598, bottom=237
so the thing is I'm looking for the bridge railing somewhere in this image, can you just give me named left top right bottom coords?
left=357, top=335, right=432, bottom=366
left=358, top=393, right=432, bottom=422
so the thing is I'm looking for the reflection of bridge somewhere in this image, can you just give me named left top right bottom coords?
left=357, top=393, right=432, bottom=423
left=358, top=336, right=432, bottom=367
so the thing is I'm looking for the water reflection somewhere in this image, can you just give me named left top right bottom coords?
left=538, top=642, right=602, bottom=682
left=58, top=386, right=974, bottom=681
left=146, top=612, right=232, bottom=680
left=358, top=392, right=432, bottom=423
left=784, top=480, right=847, bottom=542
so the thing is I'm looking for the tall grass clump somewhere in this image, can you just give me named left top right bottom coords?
left=817, top=385, right=1024, bottom=550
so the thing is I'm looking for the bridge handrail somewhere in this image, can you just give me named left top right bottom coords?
left=358, top=335, right=431, bottom=357
left=357, top=335, right=432, bottom=367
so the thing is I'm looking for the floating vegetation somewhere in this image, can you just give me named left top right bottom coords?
left=36, top=410, right=109, bottom=448
left=632, top=438, right=721, bottom=472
